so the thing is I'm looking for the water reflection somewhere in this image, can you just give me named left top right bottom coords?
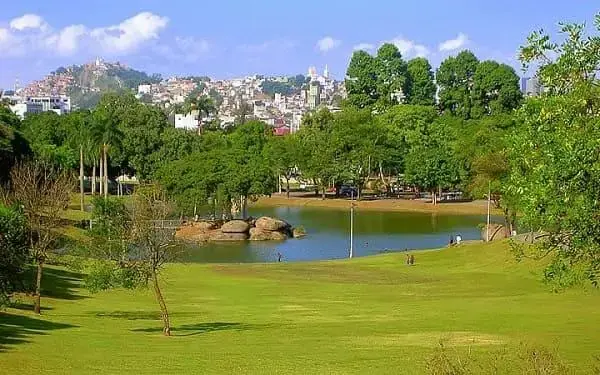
left=181, top=206, right=499, bottom=263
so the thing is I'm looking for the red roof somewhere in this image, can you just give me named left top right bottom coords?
left=273, top=126, right=290, bottom=136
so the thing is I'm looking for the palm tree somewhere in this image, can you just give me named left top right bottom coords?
left=90, top=112, right=123, bottom=199
left=183, top=95, right=216, bottom=135
left=65, top=111, right=93, bottom=212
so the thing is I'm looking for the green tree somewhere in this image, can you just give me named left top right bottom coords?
left=404, top=121, right=462, bottom=205
left=83, top=186, right=180, bottom=336
left=265, top=135, right=299, bottom=198
left=0, top=204, right=29, bottom=307
left=508, top=13, right=600, bottom=286
left=345, top=50, right=378, bottom=108
left=20, top=112, right=76, bottom=170
left=377, top=105, right=439, bottom=180
left=183, top=95, right=216, bottom=134
left=3, top=162, right=74, bottom=314
left=471, top=61, right=523, bottom=117
left=436, top=50, right=480, bottom=118
left=375, top=43, right=409, bottom=108
left=0, top=106, right=30, bottom=182
left=406, top=57, right=436, bottom=106
left=92, top=95, right=127, bottom=199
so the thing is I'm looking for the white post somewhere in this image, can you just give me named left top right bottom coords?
left=350, top=190, right=354, bottom=259
left=278, top=174, right=282, bottom=194
left=486, top=181, right=491, bottom=242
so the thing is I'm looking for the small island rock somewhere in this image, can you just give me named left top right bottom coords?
left=255, top=216, right=289, bottom=231
left=220, top=220, right=250, bottom=233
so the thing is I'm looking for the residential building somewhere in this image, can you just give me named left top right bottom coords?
left=521, top=77, right=544, bottom=97
left=307, top=82, right=322, bottom=109
left=175, top=110, right=199, bottom=130
left=8, top=95, right=71, bottom=119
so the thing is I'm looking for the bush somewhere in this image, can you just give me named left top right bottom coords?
left=0, top=204, right=29, bottom=306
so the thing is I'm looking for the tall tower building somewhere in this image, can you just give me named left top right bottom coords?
left=323, top=64, right=329, bottom=79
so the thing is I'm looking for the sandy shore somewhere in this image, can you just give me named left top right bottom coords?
left=251, top=193, right=499, bottom=215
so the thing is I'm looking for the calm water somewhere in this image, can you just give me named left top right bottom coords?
left=181, top=206, right=500, bottom=263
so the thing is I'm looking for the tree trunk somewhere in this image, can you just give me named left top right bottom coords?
left=241, top=196, right=247, bottom=219
left=431, top=190, right=437, bottom=205
left=152, top=270, right=171, bottom=336
left=33, top=261, right=43, bottom=314
left=92, top=163, right=96, bottom=196
left=79, top=145, right=84, bottom=212
left=321, top=187, right=326, bottom=200
left=99, top=157, right=103, bottom=195
left=286, top=177, right=290, bottom=199
left=278, top=174, right=282, bottom=194
left=103, top=145, right=108, bottom=199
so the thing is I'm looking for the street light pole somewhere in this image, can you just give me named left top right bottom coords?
left=486, top=181, right=491, bottom=242
left=350, top=189, right=354, bottom=259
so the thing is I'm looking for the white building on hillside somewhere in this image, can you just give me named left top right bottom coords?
left=9, top=95, right=71, bottom=119
left=175, top=110, right=199, bottom=130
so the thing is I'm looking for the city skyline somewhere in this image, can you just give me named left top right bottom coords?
left=1, top=1, right=598, bottom=88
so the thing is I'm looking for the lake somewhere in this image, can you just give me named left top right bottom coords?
left=181, top=205, right=500, bottom=263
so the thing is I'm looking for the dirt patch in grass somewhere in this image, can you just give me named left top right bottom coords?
left=346, top=331, right=507, bottom=348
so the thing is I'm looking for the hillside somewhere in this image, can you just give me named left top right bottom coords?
left=22, top=59, right=161, bottom=109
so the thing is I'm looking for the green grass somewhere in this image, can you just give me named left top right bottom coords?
left=1, top=242, right=599, bottom=374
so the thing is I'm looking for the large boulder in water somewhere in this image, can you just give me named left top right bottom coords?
left=209, top=231, right=249, bottom=241
left=221, top=220, right=250, bottom=233
left=249, top=228, right=287, bottom=241
left=481, top=223, right=510, bottom=241
left=255, top=216, right=289, bottom=231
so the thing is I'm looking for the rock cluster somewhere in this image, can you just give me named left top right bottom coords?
left=175, top=216, right=301, bottom=242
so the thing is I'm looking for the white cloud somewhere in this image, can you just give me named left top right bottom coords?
left=0, top=12, right=171, bottom=59
left=155, top=36, right=211, bottom=63
left=439, top=33, right=469, bottom=52
left=353, top=43, right=375, bottom=51
left=0, top=28, right=9, bottom=42
left=386, top=37, right=430, bottom=57
left=316, top=36, right=341, bottom=52
left=90, top=12, right=169, bottom=54
left=46, top=25, right=87, bottom=55
left=10, top=14, right=47, bottom=31
left=413, top=45, right=429, bottom=58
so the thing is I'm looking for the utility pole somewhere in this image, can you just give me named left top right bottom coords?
left=350, top=190, right=355, bottom=258
left=486, top=181, right=491, bottom=242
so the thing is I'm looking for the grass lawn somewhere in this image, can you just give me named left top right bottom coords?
left=1, top=241, right=599, bottom=374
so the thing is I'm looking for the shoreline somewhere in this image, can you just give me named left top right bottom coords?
left=251, top=194, right=499, bottom=216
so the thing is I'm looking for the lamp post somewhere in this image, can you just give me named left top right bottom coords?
left=486, top=181, right=491, bottom=242
left=350, top=189, right=355, bottom=258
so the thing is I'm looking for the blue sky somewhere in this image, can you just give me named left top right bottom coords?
left=0, top=1, right=598, bottom=88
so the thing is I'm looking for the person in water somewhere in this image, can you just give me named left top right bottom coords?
left=277, top=252, right=282, bottom=262
left=449, top=236, right=454, bottom=247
